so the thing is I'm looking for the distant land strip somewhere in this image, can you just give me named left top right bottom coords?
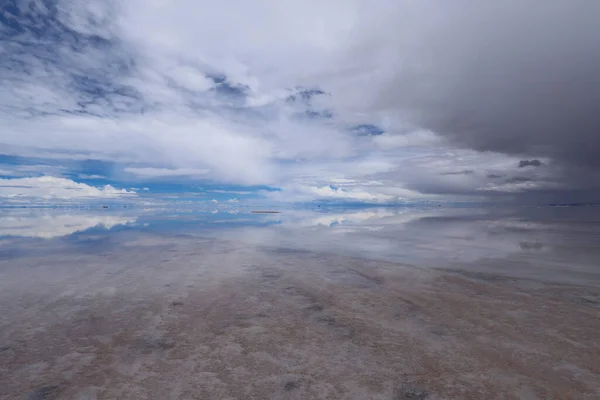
left=251, top=211, right=281, bottom=214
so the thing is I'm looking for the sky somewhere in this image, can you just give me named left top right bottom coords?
left=1, top=0, right=599, bottom=205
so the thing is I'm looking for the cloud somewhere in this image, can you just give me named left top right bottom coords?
left=0, top=163, right=68, bottom=178
left=505, top=176, right=535, bottom=184
left=479, top=180, right=551, bottom=194
left=373, top=130, right=442, bottom=149
left=124, top=167, right=210, bottom=178
left=440, top=170, right=474, bottom=176
left=209, top=189, right=252, bottom=195
left=309, top=185, right=393, bottom=202
left=268, top=184, right=401, bottom=203
left=339, top=1, right=600, bottom=197
left=518, top=160, right=543, bottom=168
left=0, top=176, right=135, bottom=199
left=1, top=0, right=598, bottom=203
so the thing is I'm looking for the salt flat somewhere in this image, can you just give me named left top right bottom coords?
left=1, top=207, right=599, bottom=399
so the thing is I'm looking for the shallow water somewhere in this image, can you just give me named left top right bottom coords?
left=1, top=206, right=599, bottom=399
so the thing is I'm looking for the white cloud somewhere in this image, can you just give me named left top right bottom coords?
left=328, top=178, right=356, bottom=185
left=0, top=177, right=135, bottom=199
left=478, top=181, right=553, bottom=194
left=0, top=0, right=368, bottom=194
left=0, top=164, right=68, bottom=178
left=0, top=0, right=579, bottom=202
left=268, top=184, right=401, bottom=203
left=167, top=65, right=214, bottom=92
left=309, top=185, right=393, bottom=202
left=124, top=167, right=210, bottom=178
left=373, top=130, right=443, bottom=149
left=210, top=189, right=252, bottom=195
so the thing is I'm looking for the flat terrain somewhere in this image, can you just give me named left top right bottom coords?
left=1, top=234, right=599, bottom=399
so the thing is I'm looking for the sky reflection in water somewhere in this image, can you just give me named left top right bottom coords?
left=1, top=205, right=599, bottom=286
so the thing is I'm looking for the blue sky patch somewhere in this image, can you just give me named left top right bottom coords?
left=351, top=124, right=385, bottom=136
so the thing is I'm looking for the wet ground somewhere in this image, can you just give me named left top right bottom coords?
left=1, top=207, right=599, bottom=399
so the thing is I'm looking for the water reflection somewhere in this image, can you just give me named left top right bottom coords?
left=208, top=206, right=600, bottom=285
left=1, top=206, right=599, bottom=285
left=0, top=209, right=137, bottom=239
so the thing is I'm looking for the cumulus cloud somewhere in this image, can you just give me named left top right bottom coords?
left=309, top=185, right=393, bottom=202
left=0, top=176, right=135, bottom=199
left=267, top=184, right=414, bottom=204
left=1, top=0, right=598, bottom=203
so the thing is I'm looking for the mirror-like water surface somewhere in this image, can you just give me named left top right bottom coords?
left=1, top=206, right=599, bottom=399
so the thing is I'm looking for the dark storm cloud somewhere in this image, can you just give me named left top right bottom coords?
left=440, top=170, right=474, bottom=176
left=518, top=160, right=543, bottom=168
left=367, top=1, right=600, bottom=197
left=505, top=176, right=534, bottom=184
